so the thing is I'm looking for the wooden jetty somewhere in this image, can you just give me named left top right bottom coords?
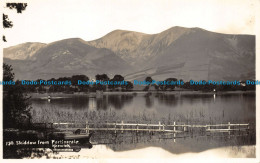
left=47, top=121, right=250, bottom=134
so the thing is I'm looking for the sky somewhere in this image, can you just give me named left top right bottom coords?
left=1, top=0, right=257, bottom=48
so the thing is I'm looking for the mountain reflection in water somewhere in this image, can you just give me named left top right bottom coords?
left=26, top=92, right=257, bottom=157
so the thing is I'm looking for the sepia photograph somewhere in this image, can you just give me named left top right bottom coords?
left=1, top=0, right=259, bottom=162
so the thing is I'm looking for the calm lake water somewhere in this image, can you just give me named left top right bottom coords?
left=28, top=92, right=256, bottom=156
left=31, top=91, right=255, bottom=124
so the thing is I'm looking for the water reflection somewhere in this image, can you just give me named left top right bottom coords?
left=144, top=93, right=154, bottom=108
left=157, top=94, right=178, bottom=107
left=32, top=96, right=89, bottom=110
left=107, top=95, right=134, bottom=110
left=28, top=92, right=256, bottom=157
left=90, top=129, right=255, bottom=156
left=31, top=92, right=255, bottom=124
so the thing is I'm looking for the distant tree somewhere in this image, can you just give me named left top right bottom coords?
left=143, top=76, right=153, bottom=91
left=95, top=74, right=109, bottom=81
left=125, top=81, right=134, bottom=91
left=181, top=81, right=191, bottom=89
left=165, top=78, right=177, bottom=90
left=108, top=75, right=124, bottom=91
left=201, top=80, right=215, bottom=92
left=244, top=80, right=256, bottom=91
left=71, top=75, right=89, bottom=92
left=153, top=84, right=159, bottom=91
left=145, top=76, right=153, bottom=84
left=21, top=80, right=37, bottom=93
left=95, top=74, right=109, bottom=91
left=3, top=63, right=32, bottom=129
left=35, top=79, right=46, bottom=93
left=113, top=75, right=124, bottom=81
left=57, top=77, right=73, bottom=92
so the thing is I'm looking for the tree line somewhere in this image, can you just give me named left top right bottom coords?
left=143, top=77, right=255, bottom=92
left=4, top=63, right=255, bottom=95
left=17, top=74, right=134, bottom=93
left=16, top=75, right=256, bottom=93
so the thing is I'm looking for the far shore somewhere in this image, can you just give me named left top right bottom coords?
left=29, top=90, right=255, bottom=98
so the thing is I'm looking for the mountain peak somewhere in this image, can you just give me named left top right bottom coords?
left=101, top=29, right=147, bottom=41
left=166, top=26, right=190, bottom=30
left=107, top=29, right=147, bottom=35
left=162, top=26, right=210, bottom=34
left=49, top=37, right=86, bottom=44
left=86, top=29, right=148, bottom=56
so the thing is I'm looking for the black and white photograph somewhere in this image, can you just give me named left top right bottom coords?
left=1, top=0, right=259, bottom=161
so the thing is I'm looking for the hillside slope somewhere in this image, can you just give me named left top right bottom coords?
left=3, top=27, right=255, bottom=81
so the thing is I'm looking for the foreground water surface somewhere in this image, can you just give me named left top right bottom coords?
left=31, top=91, right=255, bottom=123
left=29, top=91, right=256, bottom=157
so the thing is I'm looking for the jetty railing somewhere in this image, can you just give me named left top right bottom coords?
left=45, top=121, right=250, bottom=134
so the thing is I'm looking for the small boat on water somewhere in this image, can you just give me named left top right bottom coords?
left=39, top=95, right=52, bottom=100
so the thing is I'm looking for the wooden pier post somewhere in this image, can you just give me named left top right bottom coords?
left=159, top=121, right=161, bottom=131
left=184, top=123, right=186, bottom=132
left=173, top=121, right=176, bottom=132
left=121, top=121, right=124, bottom=134
left=114, top=122, right=117, bottom=134
left=163, top=124, right=165, bottom=132
left=174, top=133, right=176, bottom=143
left=86, top=121, right=89, bottom=134
left=65, top=123, right=68, bottom=132
left=136, top=123, right=139, bottom=133
left=51, top=123, right=54, bottom=134
left=228, top=122, right=230, bottom=130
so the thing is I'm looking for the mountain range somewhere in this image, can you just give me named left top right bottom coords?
left=3, top=26, right=255, bottom=81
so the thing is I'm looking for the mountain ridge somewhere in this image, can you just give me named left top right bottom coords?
left=3, top=27, right=255, bottom=81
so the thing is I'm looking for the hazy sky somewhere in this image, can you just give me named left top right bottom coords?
left=2, top=0, right=256, bottom=48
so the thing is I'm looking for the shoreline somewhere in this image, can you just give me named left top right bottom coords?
left=29, top=90, right=255, bottom=98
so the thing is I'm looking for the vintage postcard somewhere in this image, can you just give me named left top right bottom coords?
left=1, top=0, right=259, bottom=162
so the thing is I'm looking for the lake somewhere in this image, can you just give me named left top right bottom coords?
left=31, top=91, right=255, bottom=124
left=29, top=91, right=256, bottom=157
